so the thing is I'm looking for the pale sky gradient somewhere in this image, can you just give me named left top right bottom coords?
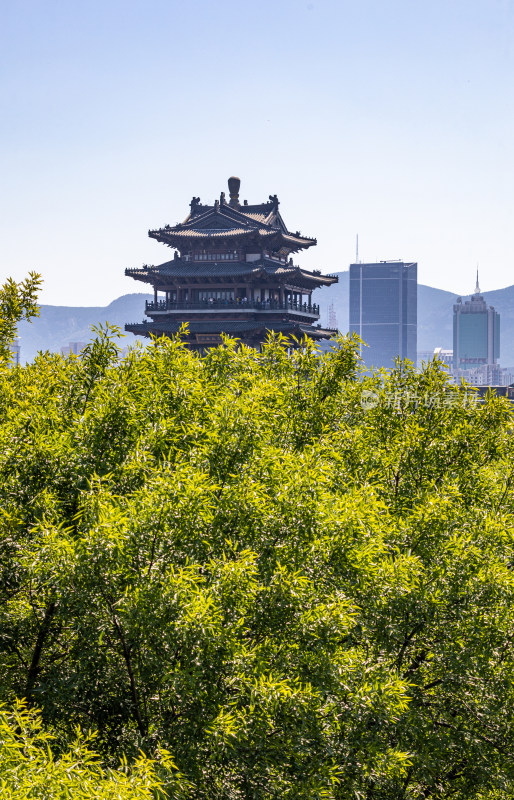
left=1, top=0, right=513, bottom=306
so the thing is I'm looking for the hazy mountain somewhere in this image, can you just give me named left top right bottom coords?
left=15, top=279, right=514, bottom=368
left=314, top=272, right=514, bottom=367
left=17, top=293, right=152, bottom=364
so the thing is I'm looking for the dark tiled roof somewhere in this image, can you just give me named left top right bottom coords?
left=161, top=260, right=261, bottom=277
left=127, top=261, right=263, bottom=279
left=149, top=200, right=316, bottom=251
left=153, top=227, right=276, bottom=240
left=241, top=211, right=272, bottom=223
left=125, top=258, right=338, bottom=287
left=126, top=320, right=267, bottom=335
left=184, top=202, right=276, bottom=226
left=125, top=319, right=335, bottom=340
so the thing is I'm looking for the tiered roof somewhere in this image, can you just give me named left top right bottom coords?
left=127, top=319, right=331, bottom=341
left=126, top=256, right=336, bottom=289
left=148, top=189, right=316, bottom=254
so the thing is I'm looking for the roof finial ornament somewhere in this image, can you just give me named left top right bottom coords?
left=220, top=191, right=226, bottom=205
left=269, top=194, right=279, bottom=210
left=228, top=176, right=241, bottom=208
left=475, top=266, right=481, bottom=294
left=190, top=196, right=201, bottom=213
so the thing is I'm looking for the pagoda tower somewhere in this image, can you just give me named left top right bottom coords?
left=125, top=177, right=338, bottom=351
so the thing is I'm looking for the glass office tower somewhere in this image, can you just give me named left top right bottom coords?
left=453, top=290, right=500, bottom=370
left=349, top=261, right=417, bottom=369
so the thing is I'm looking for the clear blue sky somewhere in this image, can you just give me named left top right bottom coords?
left=1, top=0, right=513, bottom=306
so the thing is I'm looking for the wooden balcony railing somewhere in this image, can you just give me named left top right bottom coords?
left=145, top=299, right=320, bottom=315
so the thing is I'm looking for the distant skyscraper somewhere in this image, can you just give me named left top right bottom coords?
left=9, top=338, right=20, bottom=366
left=349, top=260, right=417, bottom=369
left=328, top=301, right=338, bottom=330
left=61, top=341, right=87, bottom=357
left=453, top=273, right=499, bottom=371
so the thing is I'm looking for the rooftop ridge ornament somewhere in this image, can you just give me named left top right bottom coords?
left=228, top=176, right=240, bottom=208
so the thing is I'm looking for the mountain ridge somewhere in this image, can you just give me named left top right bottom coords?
left=313, top=272, right=514, bottom=366
left=17, top=293, right=153, bottom=364
left=16, top=278, right=514, bottom=367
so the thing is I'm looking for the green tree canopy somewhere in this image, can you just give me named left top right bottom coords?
left=1, top=312, right=514, bottom=798
left=0, top=272, right=41, bottom=363
left=0, top=700, right=185, bottom=799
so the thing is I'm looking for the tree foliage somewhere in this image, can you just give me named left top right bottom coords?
left=1, top=313, right=514, bottom=798
left=0, top=273, right=41, bottom=363
left=0, top=700, right=183, bottom=799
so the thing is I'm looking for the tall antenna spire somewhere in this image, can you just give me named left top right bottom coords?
left=356, top=234, right=359, bottom=263
left=475, top=265, right=480, bottom=294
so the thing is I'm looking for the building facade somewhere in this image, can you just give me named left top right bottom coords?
left=125, top=177, right=337, bottom=351
left=453, top=277, right=500, bottom=371
left=61, top=341, right=87, bottom=357
left=417, top=348, right=454, bottom=371
left=454, top=363, right=506, bottom=386
left=9, top=339, right=21, bottom=366
left=349, top=261, right=417, bottom=369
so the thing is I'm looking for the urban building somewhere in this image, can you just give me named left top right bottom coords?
left=9, top=339, right=21, bottom=365
left=453, top=363, right=514, bottom=387
left=453, top=274, right=499, bottom=371
left=417, top=348, right=453, bottom=371
left=125, top=177, right=338, bottom=351
left=474, top=385, right=514, bottom=400
left=349, top=260, right=417, bottom=369
left=417, top=349, right=513, bottom=387
left=327, top=302, right=338, bottom=330
left=61, top=342, right=86, bottom=357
